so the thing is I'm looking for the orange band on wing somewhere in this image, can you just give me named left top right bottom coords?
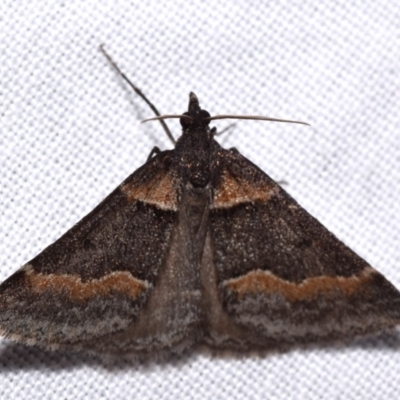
left=24, top=265, right=149, bottom=302
left=122, top=172, right=178, bottom=210
left=212, top=169, right=277, bottom=208
left=224, top=267, right=376, bottom=302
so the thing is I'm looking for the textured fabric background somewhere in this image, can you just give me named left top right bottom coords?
left=1, top=1, right=400, bottom=399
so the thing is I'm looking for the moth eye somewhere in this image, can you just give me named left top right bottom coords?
left=180, top=113, right=192, bottom=128
left=201, top=110, right=211, bottom=125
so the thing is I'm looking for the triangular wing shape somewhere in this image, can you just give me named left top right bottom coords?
left=0, top=150, right=183, bottom=354
left=206, top=147, right=400, bottom=348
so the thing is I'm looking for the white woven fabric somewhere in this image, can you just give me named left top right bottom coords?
left=1, top=1, right=399, bottom=399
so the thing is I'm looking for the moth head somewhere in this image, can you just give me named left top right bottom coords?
left=141, top=93, right=310, bottom=141
left=180, top=92, right=211, bottom=130
left=141, top=92, right=212, bottom=131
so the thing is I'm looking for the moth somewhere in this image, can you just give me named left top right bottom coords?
left=1, top=50, right=399, bottom=359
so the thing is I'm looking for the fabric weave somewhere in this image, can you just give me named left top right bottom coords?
left=1, top=1, right=399, bottom=399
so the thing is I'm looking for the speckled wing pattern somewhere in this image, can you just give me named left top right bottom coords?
left=205, top=148, right=400, bottom=349
left=0, top=92, right=399, bottom=357
left=0, top=151, right=183, bottom=354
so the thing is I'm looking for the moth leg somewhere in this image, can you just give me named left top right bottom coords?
left=276, top=179, right=288, bottom=186
left=213, top=123, right=237, bottom=136
left=147, top=146, right=162, bottom=161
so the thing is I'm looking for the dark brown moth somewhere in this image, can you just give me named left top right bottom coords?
left=1, top=52, right=399, bottom=359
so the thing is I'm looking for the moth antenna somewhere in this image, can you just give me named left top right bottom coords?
left=142, top=115, right=193, bottom=123
left=100, top=45, right=176, bottom=144
left=206, top=115, right=310, bottom=126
